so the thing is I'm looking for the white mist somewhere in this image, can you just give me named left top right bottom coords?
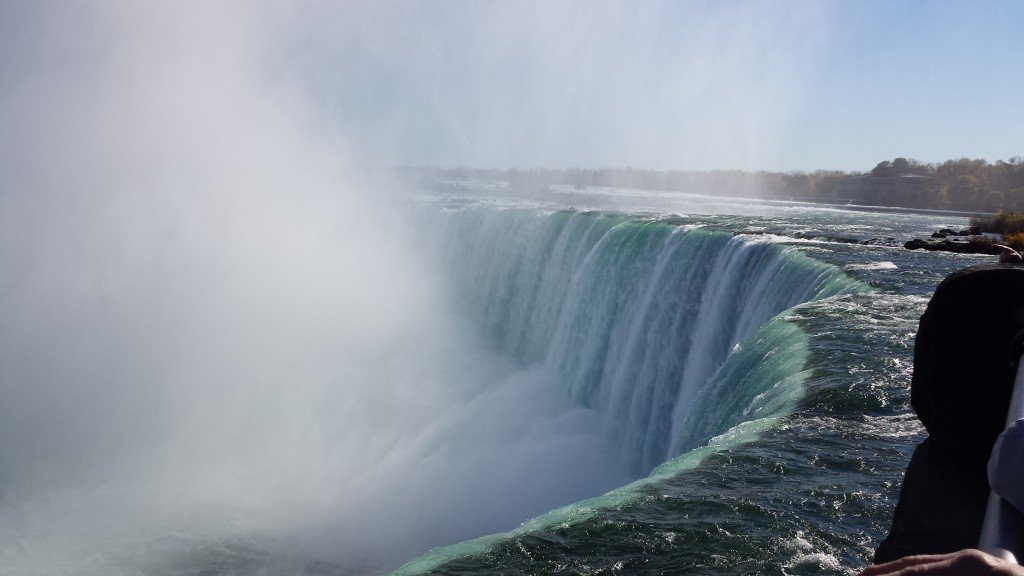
left=0, top=2, right=629, bottom=574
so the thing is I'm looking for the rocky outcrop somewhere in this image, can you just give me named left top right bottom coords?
left=875, top=264, right=1024, bottom=562
left=903, top=238, right=1001, bottom=255
left=930, top=228, right=978, bottom=239
left=905, top=226, right=992, bottom=254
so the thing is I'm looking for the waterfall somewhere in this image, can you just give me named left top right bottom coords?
left=426, top=207, right=864, bottom=473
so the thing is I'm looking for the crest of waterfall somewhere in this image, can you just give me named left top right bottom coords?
left=426, top=207, right=864, bottom=473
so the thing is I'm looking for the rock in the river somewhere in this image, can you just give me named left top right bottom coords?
left=903, top=238, right=1001, bottom=255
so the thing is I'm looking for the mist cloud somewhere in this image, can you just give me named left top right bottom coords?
left=290, top=0, right=829, bottom=170
left=0, top=2, right=632, bottom=573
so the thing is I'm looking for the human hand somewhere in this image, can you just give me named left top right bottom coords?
left=858, top=549, right=1024, bottom=575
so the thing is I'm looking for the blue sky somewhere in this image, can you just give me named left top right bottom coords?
left=290, top=0, right=1023, bottom=172
left=783, top=0, right=1024, bottom=172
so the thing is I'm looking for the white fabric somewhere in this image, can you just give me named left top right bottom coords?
left=989, top=418, right=1024, bottom=513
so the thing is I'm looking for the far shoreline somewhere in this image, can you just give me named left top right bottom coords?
left=776, top=199, right=995, bottom=219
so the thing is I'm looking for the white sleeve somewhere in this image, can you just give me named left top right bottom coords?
left=989, top=418, right=1024, bottom=513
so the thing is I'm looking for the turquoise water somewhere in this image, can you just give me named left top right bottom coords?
left=392, top=185, right=984, bottom=575
left=423, top=208, right=865, bottom=474
left=0, top=182, right=989, bottom=575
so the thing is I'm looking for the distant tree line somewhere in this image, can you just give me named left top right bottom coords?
left=404, top=156, right=1024, bottom=213
left=853, top=156, right=1024, bottom=211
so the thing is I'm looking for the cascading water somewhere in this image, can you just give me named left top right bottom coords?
left=0, top=2, right=938, bottom=573
left=424, top=206, right=865, bottom=474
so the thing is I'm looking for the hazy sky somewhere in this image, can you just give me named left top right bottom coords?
left=283, top=0, right=1024, bottom=172
left=3, top=1, right=1022, bottom=173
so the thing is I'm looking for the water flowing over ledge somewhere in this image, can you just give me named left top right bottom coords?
left=425, top=207, right=867, bottom=474
left=397, top=205, right=871, bottom=575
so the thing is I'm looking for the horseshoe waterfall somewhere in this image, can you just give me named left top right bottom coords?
left=1, top=185, right=963, bottom=575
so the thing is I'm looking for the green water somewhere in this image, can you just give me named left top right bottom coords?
left=394, top=188, right=980, bottom=575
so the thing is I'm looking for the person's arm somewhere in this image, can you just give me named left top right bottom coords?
left=858, top=550, right=1024, bottom=576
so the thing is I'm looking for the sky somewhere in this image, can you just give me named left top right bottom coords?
left=785, top=0, right=1024, bottom=172
left=284, top=0, right=1024, bottom=172
left=2, top=1, right=1022, bottom=172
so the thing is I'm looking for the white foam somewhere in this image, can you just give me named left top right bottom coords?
left=845, top=261, right=898, bottom=271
